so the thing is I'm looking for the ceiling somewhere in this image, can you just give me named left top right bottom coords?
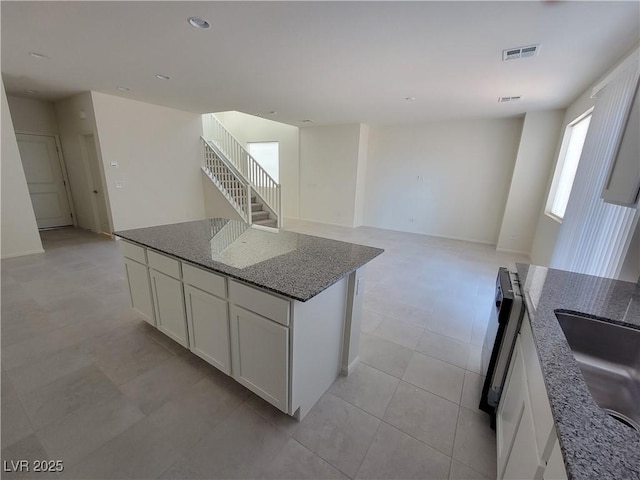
left=2, top=1, right=639, bottom=126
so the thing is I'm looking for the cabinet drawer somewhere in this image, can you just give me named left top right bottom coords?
left=182, top=263, right=226, bottom=299
left=119, top=240, right=146, bottom=264
left=229, top=280, right=289, bottom=326
left=148, top=250, right=181, bottom=279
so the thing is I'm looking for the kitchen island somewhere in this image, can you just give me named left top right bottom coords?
left=115, top=218, right=383, bottom=420
left=513, top=263, right=640, bottom=480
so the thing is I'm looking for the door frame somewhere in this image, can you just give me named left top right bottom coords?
left=15, top=131, right=77, bottom=228
left=78, top=133, right=114, bottom=234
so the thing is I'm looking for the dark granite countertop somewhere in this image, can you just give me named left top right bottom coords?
left=115, top=218, right=384, bottom=302
left=516, top=263, right=640, bottom=480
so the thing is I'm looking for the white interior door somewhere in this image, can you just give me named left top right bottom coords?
left=16, top=133, right=73, bottom=229
left=82, top=134, right=111, bottom=233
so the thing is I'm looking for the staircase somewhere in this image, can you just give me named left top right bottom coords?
left=251, top=199, right=277, bottom=227
left=201, top=114, right=281, bottom=228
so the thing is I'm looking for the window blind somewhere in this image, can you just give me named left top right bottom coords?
left=550, top=55, right=639, bottom=279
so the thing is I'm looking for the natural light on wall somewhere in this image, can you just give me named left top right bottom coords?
left=546, top=111, right=593, bottom=220
left=248, top=142, right=279, bottom=183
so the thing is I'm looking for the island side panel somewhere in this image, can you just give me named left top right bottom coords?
left=290, top=276, right=348, bottom=420
left=342, top=269, right=365, bottom=375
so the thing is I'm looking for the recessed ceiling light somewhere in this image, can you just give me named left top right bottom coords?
left=188, top=17, right=211, bottom=29
left=117, top=86, right=131, bottom=91
left=405, top=96, right=416, bottom=101
left=300, top=120, right=313, bottom=123
left=156, top=74, right=171, bottom=80
left=267, top=111, right=278, bottom=115
left=29, top=52, right=49, bottom=59
left=24, top=89, right=39, bottom=94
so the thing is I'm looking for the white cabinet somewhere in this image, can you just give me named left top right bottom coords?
left=123, top=257, right=155, bottom=325
left=497, top=312, right=568, bottom=480
left=118, top=244, right=357, bottom=420
left=602, top=80, right=640, bottom=207
left=184, top=284, right=231, bottom=375
left=230, top=304, right=289, bottom=413
left=544, top=437, right=568, bottom=480
left=498, top=338, right=543, bottom=479
left=150, top=269, right=188, bottom=348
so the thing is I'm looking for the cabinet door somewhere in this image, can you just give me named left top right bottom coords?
left=497, top=338, right=543, bottom=480
left=497, top=337, right=526, bottom=475
left=150, top=270, right=189, bottom=347
left=543, top=437, right=567, bottom=480
left=230, top=305, right=289, bottom=413
left=184, top=285, right=231, bottom=375
left=503, top=399, right=542, bottom=480
left=123, top=258, right=155, bottom=326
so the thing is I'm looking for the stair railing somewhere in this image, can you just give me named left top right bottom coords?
left=205, top=114, right=281, bottom=227
left=202, top=138, right=252, bottom=224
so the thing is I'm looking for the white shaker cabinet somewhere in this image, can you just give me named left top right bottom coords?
left=118, top=238, right=363, bottom=420
left=497, top=311, right=568, bottom=480
left=543, top=437, right=568, bottom=480
left=497, top=337, right=541, bottom=479
left=184, top=284, right=231, bottom=375
left=123, top=257, right=155, bottom=326
left=601, top=80, right=640, bottom=207
left=229, top=304, right=289, bottom=413
left=150, top=269, right=189, bottom=348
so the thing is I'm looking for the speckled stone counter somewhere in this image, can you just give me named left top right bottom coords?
left=516, top=263, right=640, bottom=480
left=115, top=218, right=384, bottom=302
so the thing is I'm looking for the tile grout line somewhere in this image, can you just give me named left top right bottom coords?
left=351, top=417, right=383, bottom=480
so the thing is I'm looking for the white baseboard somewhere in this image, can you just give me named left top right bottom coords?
left=341, top=355, right=360, bottom=376
left=1, top=248, right=45, bottom=259
left=495, top=247, right=531, bottom=257
left=293, top=216, right=355, bottom=229
left=361, top=224, right=497, bottom=246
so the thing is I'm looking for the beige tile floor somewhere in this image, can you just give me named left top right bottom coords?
left=1, top=220, right=527, bottom=479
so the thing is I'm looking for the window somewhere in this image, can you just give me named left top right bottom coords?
left=545, top=110, right=593, bottom=221
left=248, top=142, right=279, bottom=183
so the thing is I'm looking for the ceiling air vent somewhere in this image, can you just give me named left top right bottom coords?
left=498, top=96, right=522, bottom=103
left=503, top=44, right=540, bottom=61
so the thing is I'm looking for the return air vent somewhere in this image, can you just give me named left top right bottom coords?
left=503, top=44, right=540, bottom=61
left=498, top=96, right=522, bottom=103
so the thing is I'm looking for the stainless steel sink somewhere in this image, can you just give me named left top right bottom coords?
left=555, top=311, right=640, bottom=431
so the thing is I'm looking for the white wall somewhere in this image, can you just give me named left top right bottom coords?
left=299, top=124, right=362, bottom=227
left=353, top=124, right=369, bottom=227
left=91, top=92, right=205, bottom=231
left=7, top=96, right=59, bottom=135
left=1, top=83, right=43, bottom=258
left=530, top=87, right=598, bottom=265
left=363, top=118, right=523, bottom=244
left=54, top=92, right=105, bottom=231
left=211, top=111, right=300, bottom=220
left=497, top=110, right=564, bottom=255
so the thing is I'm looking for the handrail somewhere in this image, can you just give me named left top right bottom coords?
left=201, top=138, right=251, bottom=224
left=204, top=114, right=281, bottom=226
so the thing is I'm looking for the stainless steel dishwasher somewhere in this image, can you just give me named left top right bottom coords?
left=479, top=267, right=524, bottom=428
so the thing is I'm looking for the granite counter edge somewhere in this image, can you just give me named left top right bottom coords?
left=115, top=234, right=384, bottom=302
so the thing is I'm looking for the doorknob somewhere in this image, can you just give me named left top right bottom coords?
left=93, top=190, right=98, bottom=194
